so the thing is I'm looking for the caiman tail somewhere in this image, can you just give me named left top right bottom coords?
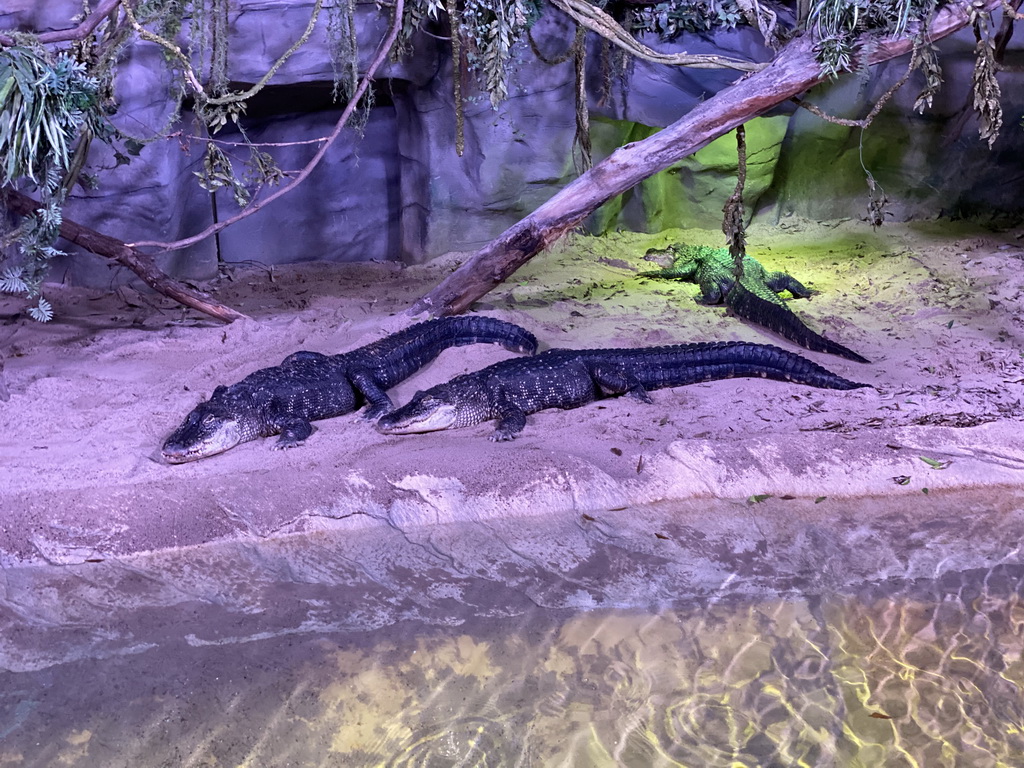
left=726, top=284, right=870, bottom=364
left=624, top=341, right=870, bottom=392
left=356, top=316, right=538, bottom=388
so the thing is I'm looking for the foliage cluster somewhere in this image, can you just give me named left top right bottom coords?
left=404, top=0, right=541, bottom=108
left=809, top=0, right=944, bottom=78
left=632, top=0, right=747, bottom=38
left=0, top=45, right=119, bottom=321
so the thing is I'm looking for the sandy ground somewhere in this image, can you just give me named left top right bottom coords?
left=3, top=217, right=1024, bottom=565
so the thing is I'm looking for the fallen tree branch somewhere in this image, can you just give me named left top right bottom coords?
left=413, top=0, right=1001, bottom=317
left=129, top=0, right=405, bottom=253
left=4, top=189, right=248, bottom=323
left=0, top=0, right=122, bottom=46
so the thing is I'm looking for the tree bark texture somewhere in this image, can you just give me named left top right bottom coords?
left=414, top=0, right=1000, bottom=316
left=4, top=190, right=249, bottom=323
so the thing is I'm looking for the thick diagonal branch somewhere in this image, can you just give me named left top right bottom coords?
left=413, top=0, right=1000, bottom=317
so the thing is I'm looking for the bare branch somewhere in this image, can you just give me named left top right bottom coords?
left=792, top=43, right=918, bottom=128
left=119, top=1, right=207, bottom=97
left=4, top=190, right=248, bottom=323
left=119, top=0, right=325, bottom=109
left=0, top=0, right=122, bottom=46
left=128, top=0, right=406, bottom=253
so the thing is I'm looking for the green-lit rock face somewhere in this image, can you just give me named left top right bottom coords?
left=588, top=115, right=790, bottom=233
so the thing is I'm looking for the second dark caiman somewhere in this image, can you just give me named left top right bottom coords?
left=376, top=341, right=870, bottom=441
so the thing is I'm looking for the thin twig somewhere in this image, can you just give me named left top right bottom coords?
left=129, top=0, right=406, bottom=253
left=168, top=131, right=332, bottom=148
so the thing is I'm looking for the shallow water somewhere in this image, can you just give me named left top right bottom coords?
left=2, top=564, right=1024, bottom=767
left=4, top=490, right=1024, bottom=766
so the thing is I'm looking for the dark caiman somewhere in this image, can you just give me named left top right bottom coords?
left=641, top=243, right=869, bottom=363
left=162, top=316, right=537, bottom=462
left=375, top=342, right=870, bottom=441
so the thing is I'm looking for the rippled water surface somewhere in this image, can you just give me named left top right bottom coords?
left=3, top=563, right=1024, bottom=766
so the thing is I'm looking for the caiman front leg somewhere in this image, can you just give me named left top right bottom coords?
left=654, top=258, right=699, bottom=282
left=349, top=370, right=396, bottom=420
left=273, top=418, right=315, bottom=449
left=491, top=396, right=528, bottom=442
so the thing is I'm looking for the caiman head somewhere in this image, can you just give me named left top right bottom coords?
left=375, top=390, right=463, bottom=434
left=162, top=387, right=245, bottom=463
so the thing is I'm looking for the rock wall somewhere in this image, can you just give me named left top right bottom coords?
left=2, top=1, right=1022, bottom=286
left=759, top=37, right=1024, bottom=224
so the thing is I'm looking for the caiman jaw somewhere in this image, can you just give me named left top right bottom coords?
left=162, top=417, right=243, bottom=463
left=376, top=400, right=459, bottom=434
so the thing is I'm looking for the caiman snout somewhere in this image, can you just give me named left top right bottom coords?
left=162, top=409, right=243, bottom=463
left=375, top=396, right=458, bottom=434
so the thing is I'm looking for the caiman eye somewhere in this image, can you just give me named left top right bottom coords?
left=202, top=414, right=216, bottom=426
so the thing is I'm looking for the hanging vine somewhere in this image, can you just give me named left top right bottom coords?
left=970, top=5, right=1003, bottom=147
left=722, top=123, right=747, bottom=272
left=447, top=0, right=466, bottom=155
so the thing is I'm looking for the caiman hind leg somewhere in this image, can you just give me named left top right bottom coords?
left=280, top=350, right=330, bottom=365
left=695, top=272, right=732, bottom=305
left=764, top=270, right=813, bottom=299
left=586, top=363, right=654, bottom=404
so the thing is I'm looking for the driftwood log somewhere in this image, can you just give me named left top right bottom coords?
left=413, top=0, right=1001, bottom=317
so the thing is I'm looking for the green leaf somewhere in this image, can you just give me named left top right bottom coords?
left=747, top=494, right=772, bottom=504
left=919, top=455, right=951, bottom=470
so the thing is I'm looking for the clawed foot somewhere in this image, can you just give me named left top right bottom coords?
left=360, top=405, right=392, bottom=422
left=627, top=389, right=654, bottom=404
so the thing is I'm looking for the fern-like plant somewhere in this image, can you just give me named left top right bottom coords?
left=0, top=47, right=103, bottom=186
left=0, top=45, right=111, bottom=320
